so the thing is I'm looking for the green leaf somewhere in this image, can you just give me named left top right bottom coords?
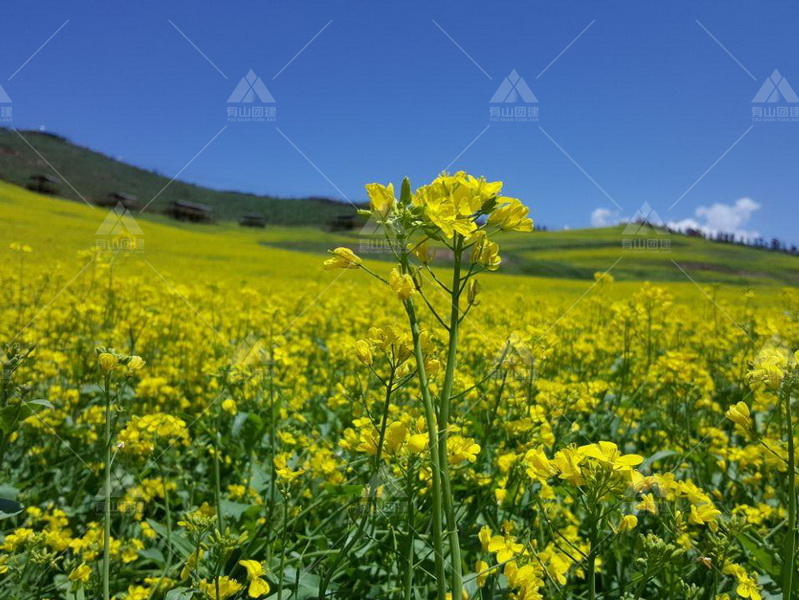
left=146, top=519, right=194, bottom=558
left=165, top=587, right=195, bottom=600
left=219, top=499, right=253, bottom=521
left=0, top=497, right=23, bottom=518
left=641, top=450, right=677, bottom=470
left=736, top=533, right=780, bottom=580
left=0, top=399, right=54, bottom=434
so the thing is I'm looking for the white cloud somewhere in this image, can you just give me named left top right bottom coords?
left=667, top=197, right=761, bottom=242
left=590, top=207, right=619, bottom=227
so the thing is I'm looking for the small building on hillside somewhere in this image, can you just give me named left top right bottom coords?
left=26, top=174, right=61, bottom=196
left=328, top=214, right=357, bottom=231
left=239, top=214, right=266, bottom=228
left=96, top=192, right=140, bottom=211
left=166, top=201, right=213, bottom=223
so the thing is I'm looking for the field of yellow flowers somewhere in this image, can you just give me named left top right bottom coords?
left=0, top=175, right=797, bottom=600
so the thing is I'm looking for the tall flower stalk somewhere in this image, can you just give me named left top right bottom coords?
left=96, top=348, right=145, bottom=600
left=325, top=172, right=533, bottom=598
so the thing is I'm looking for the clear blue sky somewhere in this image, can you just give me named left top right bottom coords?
left=2, top=0, right=798, bottom=242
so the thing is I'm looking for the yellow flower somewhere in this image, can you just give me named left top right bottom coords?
left=98, top=352, right=118, bottom=374
left=365, top=182, right=395, bottom=216
left=324, top=247, right=362, bottom=270
left=578, top=441, right=643, bottom=472
left=354, top=340, right=373, bottom=365
left=487, top=534, right=523, bottom=563
left=524, top=447, right=556, bottom=479
left=689, top=503, right=722, bottom=527
left=68, top=562, right=92, bottom=583
left=127, top=355, right=146, bottom=372
left=726, top=401, right=752, bottom=432
left=747, top=346, right=790, bottom=388
left=389, top=268, right=415, bottom=301
left=470, top=232, right=501, bottom=271
left=239, top=560, right=271, bottom=598
left=448, top=435, right=480, bottom=464
left=618, top=514, right=638, bottom=532
left=478, top=525, right=492, bottom=551
left=383, top=421, right=407, bottom=454
left=475, top=560, right=490, bottom=587
left=407, top=433, right=427, bottom=454
left=199, top=576, right=243, bottom=600
left=487, top=197, right=533, bottom=232
left=636, top=493, right=658, bottom=515
left=466, top=278, right=481, bottom=306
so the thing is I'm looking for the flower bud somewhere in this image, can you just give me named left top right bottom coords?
left=127, top=356, right=146, bottom=372
left=466, top=278, right=481, bottom=306
left=354, top=340, right=373, bottom=366
left=99, top=352, right=118, bottom=374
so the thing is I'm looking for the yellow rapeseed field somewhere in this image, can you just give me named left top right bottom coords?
left=0, top=176, right=796, bottom=600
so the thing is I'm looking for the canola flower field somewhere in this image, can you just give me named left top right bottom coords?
left=0, top=175, right=797, bottom=600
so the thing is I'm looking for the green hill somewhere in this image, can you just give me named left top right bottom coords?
left=0, top=127, right=361, bottom=225
left=1, top=128, right=797, bottom=287
left=262, top=223, right=799, bottom=286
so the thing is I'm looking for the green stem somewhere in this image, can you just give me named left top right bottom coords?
left=214, top=409, right=224, bottom=532
left=405, top=298, right=447, bottom=600
left=403, top=461, right=416, bottom=600
left=278, top=493, right=289, bottom=600
left=317, top=370, right=396, bottom=598
left=103, top=373, right=112, bottom=600
left=783, top=385, right=796, bottom=599
left=439, top=235, right=464, bottom=598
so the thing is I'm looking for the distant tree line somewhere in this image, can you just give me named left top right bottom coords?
left=666, top=224, right=799, bottom=256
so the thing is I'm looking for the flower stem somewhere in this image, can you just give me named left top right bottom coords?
left=439, top=235, right=464, bottom=598
left=783, top=385, right=796, bottom=599
left=103, top=373, right=112, bottom=600
left=405, top=298, right=448, bottom=600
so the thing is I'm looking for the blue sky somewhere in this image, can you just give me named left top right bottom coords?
left=2, top=0, right=798, bottom=243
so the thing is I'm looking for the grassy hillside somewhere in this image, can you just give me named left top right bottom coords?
left=0, top=127, right=361, bottom=225
left=1, top=179, right=797, bottom=291
left=263, top=223, right=799, bottom=286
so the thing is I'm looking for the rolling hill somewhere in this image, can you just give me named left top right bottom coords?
left=2, top=176, right=798, bottom=288
left=0, top=127, right=361, bottom=225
